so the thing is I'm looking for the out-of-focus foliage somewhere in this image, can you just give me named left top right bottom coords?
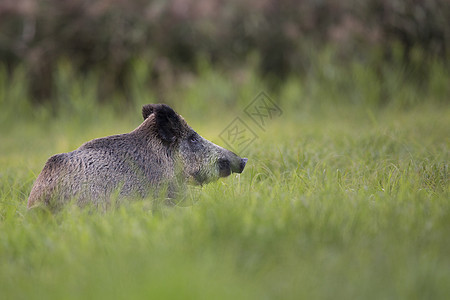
left=0, top=0, right=449, bottom=103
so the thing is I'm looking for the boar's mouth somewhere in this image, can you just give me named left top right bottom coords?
left=218, top=158, right=231, bottom=177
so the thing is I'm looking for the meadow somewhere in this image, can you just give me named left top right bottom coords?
left=0, top=59, right=449, bottom=299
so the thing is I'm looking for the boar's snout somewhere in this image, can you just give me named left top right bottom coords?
left=218, top=156, right=248, bottom=178
left=238, top=158, right=248, bottom=173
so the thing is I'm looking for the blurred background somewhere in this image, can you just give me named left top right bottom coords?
left=0, top=0, right=449, bottom=121
left=1, top=3, right=449, bottom=298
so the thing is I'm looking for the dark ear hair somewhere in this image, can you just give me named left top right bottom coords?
left=152, top=104, right=182, bottom=144
left=142, top=104, right=154, bottom=120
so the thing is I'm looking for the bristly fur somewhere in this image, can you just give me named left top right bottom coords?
left=28, top=103, right=247, bottom=209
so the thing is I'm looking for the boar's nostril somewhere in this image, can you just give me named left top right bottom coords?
left=239, top=158, right=248, bottom=173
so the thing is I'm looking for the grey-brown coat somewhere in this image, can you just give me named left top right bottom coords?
left=28, top=104, right=247, bottom=209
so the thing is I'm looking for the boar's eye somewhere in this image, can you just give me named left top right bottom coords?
left=188, top=134, right=199, bottom=145
left=188, top=133, right=204, bottom=150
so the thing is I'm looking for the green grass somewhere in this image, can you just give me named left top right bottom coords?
left=0, top=63, right=449, bottom=299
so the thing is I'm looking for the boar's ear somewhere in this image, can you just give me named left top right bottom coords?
left=142, top=104, right=155, bottom=120
left=154, top=104, right=182, bottom=144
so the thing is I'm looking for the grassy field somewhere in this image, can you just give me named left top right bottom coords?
left=0, top=63, right=449, bottom=299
